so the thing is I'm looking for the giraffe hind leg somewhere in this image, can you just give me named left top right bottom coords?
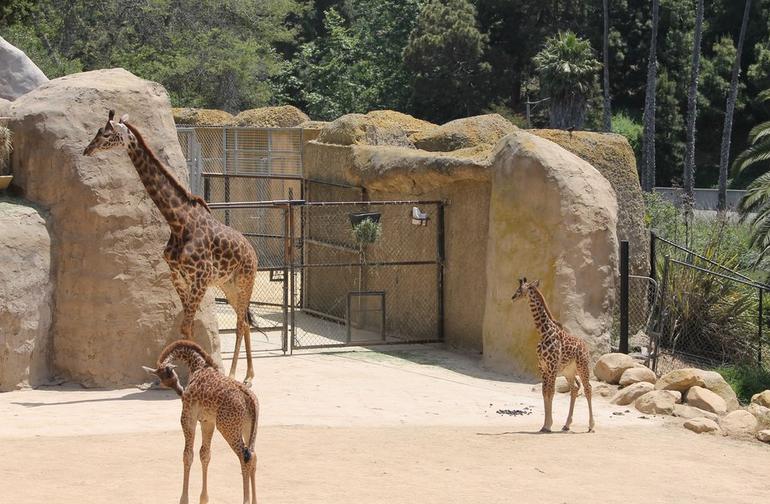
left=578, top=359, right=595, bottom=432
left=540, top=371, right=556, bottom=433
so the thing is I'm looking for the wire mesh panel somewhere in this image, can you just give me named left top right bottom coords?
left=611, top=275, right=659, bottom=360
left=291, top=201, right=443, bottom=349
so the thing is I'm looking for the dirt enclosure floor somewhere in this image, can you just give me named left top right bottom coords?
left=1, top=341, right=768, bottom=503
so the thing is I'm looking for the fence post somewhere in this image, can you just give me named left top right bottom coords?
left=759, top=288, right=764, bottom=367
left=620, top=240, right=630, bottom=354
left=649, top=231, right=657, bottom=279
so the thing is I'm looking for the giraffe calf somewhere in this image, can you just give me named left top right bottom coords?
left=144, top=340, right=259, bottom=504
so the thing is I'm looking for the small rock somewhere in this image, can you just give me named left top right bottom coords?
left=720, top=410, right=759, bottom=437
left=591, top=381, right=615, bottom=398
left=619, top=366, right=657, bottom=386
left=610, top=382, right=654, bottom=406
left=594, top=353, right=639, bottom=384
left=669, top=390, right=683, bottom=404
left=748, top=403, right=770, bottom=429
left=685, top=386, right=728, bottom=415
left=555, top=376, right=571, bottom=393
left=751, top=390, right=770, bottom=408
left=683, top=417, right=721, bottom=434
left=655, top=368, right=706, bottom=392
left=672, top=404, right=719, bottom=423
left=635, top=390, right=677, bottom=415
left=756, top=429, right=770, bottom=443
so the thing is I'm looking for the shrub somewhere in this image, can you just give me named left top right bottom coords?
left=612, top=111, right=643, bottom=158
left=716, top=365, right=770, bottom=404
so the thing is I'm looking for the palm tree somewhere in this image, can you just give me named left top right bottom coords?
left=718, top=0, right=752, bottom=210
left=533, top=31, right=601, bottom=130
left=602, top=0, right=612, bottom=132
left=735, top=90, right=770, bottom=261
left=683, top=0, right=704, bottom=202
left=642, top=0, right=660, bottom=192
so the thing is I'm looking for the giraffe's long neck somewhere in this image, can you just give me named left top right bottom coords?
left=123, top=123, right=193, bottom=234
left=162, top=346, right=211, bottom=375
left=527, top=287, right=560, bottom=337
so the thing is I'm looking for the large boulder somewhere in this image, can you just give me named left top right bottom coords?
left=0, top=36, right=48, bottom=101
left=172, top=108, right=233, bottom=126
left=317, top=113, right=413, bottom=147
left=747, top=403, right=770, bottom=429
left=231, top=105, right=309, bottom=127
left=685, top=386, right=728, bottom=415
left=483, top=132, right=618, bottom=374
left=594, top=353, right=638, bottom=384
left=673, top=404, right=719, bottom=423
left=619, top=366, right=656, bottom=386
left=0, top=200, right=52, bottom=390
left=700, top=371, right=740, bottom=412
left=531, top=130, right=647, bottom=275
left=655, top=368, right=705, bottom=392
left=720, top=410, right=758, bottom=437
left=8, top=68, right=219, bottom=386
left=634, top=390, right=678, bottom=415
left=611, top=381, right=654, bottom=405
left=412, top=114, right=517, bottom=152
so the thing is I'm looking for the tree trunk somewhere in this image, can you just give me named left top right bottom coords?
left=718, top=0, right=752, bottom=210
left=642, top=0, right=660, bottom=192
left=683, top=0, right=704, bottom=202
left=602, top=0, right=612, bottom=132
left=549, top=93, right=587, bottom=130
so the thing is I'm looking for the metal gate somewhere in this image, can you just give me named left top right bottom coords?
left=206, top=199, right=445, bottom=352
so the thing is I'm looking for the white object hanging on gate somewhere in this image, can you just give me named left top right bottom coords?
left=411, top=206, right=429, bottom=226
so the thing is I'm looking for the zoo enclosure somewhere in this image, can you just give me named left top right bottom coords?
left=617, top=233, right=770, bottom=374
left=177, top=126, right=445, bottom=351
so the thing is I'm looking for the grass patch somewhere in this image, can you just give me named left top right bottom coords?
left=715, top=365, right=770, bottom=404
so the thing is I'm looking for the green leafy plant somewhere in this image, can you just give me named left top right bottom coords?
left=716, top=365, right=770, bottom=404
left=612, top=111, right=643, bottom=158
left=351, top=218, right=382, bottom=245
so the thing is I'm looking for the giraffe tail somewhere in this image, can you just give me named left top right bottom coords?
left=246, top=307, right=270, bottom=342
left=242, top=389, right=259, bottom=463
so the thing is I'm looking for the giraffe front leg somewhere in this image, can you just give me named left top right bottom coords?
left=578, top=363, right=595, bottom=433
left=562, top=374, right=579, bottom=432
left=181, top=275, right=209, bottom=340
left=199, top=420, right=215, bottom=504
left=540, top=372, right=556, bottom=433
left=180, top=410, right=196, bottom=504
left=237, top=272, right=256, bottom=386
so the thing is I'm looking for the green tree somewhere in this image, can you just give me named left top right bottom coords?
left=683, top=0, right=705, bottom=201
left=532, top=31, right=601, bottom=129
left=642, top=0, right=661, bottom=191
left=402, top=0, right=489, bottom=123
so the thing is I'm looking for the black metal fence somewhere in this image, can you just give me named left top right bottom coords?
left=617, top=233, right=770, bottom=374
left=206, top=198, right=445, bottom=352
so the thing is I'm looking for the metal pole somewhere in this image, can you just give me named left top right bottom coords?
left=289, top=204, right=295, bottom=356
left=620, top=240, right=630, bottom=354
left=437, top=202, right=446, bottom=342
left=282, top=205, right=290, bottom=355
left=650, top=231, right=657, bottom=280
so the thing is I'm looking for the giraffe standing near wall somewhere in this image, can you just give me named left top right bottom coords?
left=143, top=340, right=259, bottom=504
left=511, top=277, right=595, bottom=433
left=84, top=110, right=258, bottom=384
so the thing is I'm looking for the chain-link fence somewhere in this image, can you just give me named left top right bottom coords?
left=649, top=234, right=770, bottom=374
left=611, top=275, right=659, bottom=362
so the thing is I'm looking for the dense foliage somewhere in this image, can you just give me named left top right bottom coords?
left=3, top=0, right=770, bottom=188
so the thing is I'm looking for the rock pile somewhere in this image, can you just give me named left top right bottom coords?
left=594, top=354, right=770, bottom=443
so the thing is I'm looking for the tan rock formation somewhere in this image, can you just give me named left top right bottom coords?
left=412, top=114, right=517, bottom=152
left=8, top=68, right=219, bottom=387
left=0, top=201, right=52, bottom=391
left=635, top=390, right=678, bottom=415
left=672, top=404, right=719, bottom=423
left=683, top=417, right=720, bottom=434
left=685, top=386, right=728, bottom=415
left=482, top=133, right=618, bottom=375
left=751, top=389, right=770, bottom=408
left=655, top=368, right=706, bottom=392
left=317, top=113, right=414, bottom=147
left=0, top=36, right=48, bottom=101
left=531, top=130, right=648, bottom=274
left=611, top=381, right=654, bottom=405
left=172, top=107, right=234, bottom=126
left=231, top=105, right=309, bottom=127
left=720, top=410, right=758, bottom=437
left=619, top=366, right=656, bottom=386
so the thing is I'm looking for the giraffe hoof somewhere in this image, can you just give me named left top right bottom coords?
left=539, top=427, right=551, bottom=434
left=561, top=425, right=570, bottom=432
left=243, top=378, right=253, bottom=388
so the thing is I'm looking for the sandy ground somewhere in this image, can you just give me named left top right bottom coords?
left=1, top=344, right=768, bottom=503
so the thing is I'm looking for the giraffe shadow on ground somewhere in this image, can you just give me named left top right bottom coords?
left=476, top=430, right=593, bottom=436
left=11, top=389, right=179, bottom=408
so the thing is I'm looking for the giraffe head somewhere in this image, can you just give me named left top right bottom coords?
left=511, top=277, right=540, bottom=302
left=142, top=363, right=184, bottom=395
left=83, top=109, right=130, bottom=156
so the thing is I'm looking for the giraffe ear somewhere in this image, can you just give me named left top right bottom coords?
left=522, top=277, right=527, bottom=283
left=108, top=110, right=115, bottom=121
left=532, top=280, right=540, bottom=288
left=119, top=114, right=129, bottom=123
left=142, top=365, right=158, bottom=376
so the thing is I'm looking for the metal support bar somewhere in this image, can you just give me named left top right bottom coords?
left=281, top=206, right=289, bottom=355
left=437, top=202, right=446, bottom=342
left=620, top=240, right=629, bottom=354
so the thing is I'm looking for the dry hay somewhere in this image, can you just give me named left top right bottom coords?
left=411, top=114, right=517, bottom=152
left=0, top=125, right=11, bottom=175
left=231, top=105, right=309, bottom=127
left=298, top=120, right=329, bottom=129
left=365, top=110, right=436, bottom=135
left=172, top=108, right=234, bottom=126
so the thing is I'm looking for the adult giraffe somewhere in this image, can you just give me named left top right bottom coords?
left=84, top=110, right=258, bottom=385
